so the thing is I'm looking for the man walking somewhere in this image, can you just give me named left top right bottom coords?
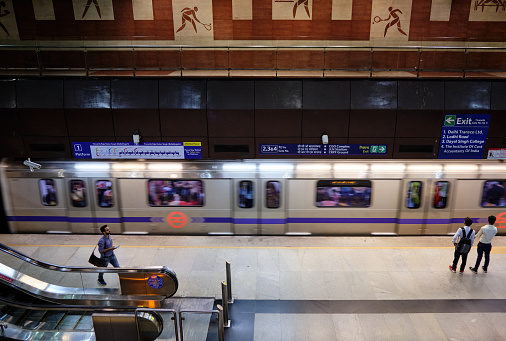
left=469, top=215, right=497, bottom=274
left=97, top=225, right=120, bottom=285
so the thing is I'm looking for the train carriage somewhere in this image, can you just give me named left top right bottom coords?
left=1, top=159, right=505, bottom=236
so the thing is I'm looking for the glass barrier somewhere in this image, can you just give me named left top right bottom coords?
left=180, top=311, right=221, bottom=341
left=1, top=45, right=506, bottom=77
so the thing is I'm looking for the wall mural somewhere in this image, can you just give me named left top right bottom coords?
left=0, top=0, right=506, bottom=44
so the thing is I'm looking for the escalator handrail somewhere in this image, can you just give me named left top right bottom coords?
left=0, top=242, right=177, bottom=278
left=0, top=294, right=138, bottom=312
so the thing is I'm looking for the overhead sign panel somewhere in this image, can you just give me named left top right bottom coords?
left=73, top=142, right=202, bottom=159
left=438, top=114, right=490, bottom=159
left=487, top=148, right=506, bottom=160
left=259, top=144, right=387, bottom=156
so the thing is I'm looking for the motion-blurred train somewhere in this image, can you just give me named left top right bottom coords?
left=1, top=159, right=505, bottom=236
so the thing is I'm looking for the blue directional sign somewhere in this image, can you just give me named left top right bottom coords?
left=259, top=144, right=387, bottom=156
left=72, top=142, right=202, bottom=159
left=438, top=114, right=490, bottom=159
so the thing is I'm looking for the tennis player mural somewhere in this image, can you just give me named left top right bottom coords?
left=370, top=0, right=412, bottom=40
left=0, top=0, right=17, bottom=39
left=273, top=0, right=312, bottom=20
left=173, top=0, right=213, bottom=39
left=72, top=0, right=114, bottom=20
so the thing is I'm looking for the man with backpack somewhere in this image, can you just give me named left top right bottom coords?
left=449, top=217, right=475, bottom=274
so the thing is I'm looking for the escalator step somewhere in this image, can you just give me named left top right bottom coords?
left=2, top=307, right=26, bottom=325
left=21, top=310, right=46, bottom=330
left=74, top=315, right=94, bottom=330
left=35, top=312, right=66, bottom=330
left=57, top=314, right=83, bottom=330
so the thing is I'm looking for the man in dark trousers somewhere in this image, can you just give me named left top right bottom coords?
left=97, top=225, right=120, bottom=285
left=469, top=215, right=498, bottom=274
left=449, top=217, right=475, bottom=274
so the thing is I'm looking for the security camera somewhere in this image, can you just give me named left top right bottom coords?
left=322, top=134, right=329, bottom=145
left=23, top=158, right=41, bottom=171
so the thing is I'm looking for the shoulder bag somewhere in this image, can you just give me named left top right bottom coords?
left=88, top=245, right=107, bottom=267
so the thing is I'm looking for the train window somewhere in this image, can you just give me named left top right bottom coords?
left=40, top=179, right=57, bottom=206
left=266, top=181, right=280, bottom=208
left=316, top=180, right=371, bottom=207
left=239, top=181, right=254, bottom=208
left=148, top=180, right=204, bottom=207
left=406, top=181, right=422, bottom=209
left=433, top=181, right=449, bottom=209
left=70, top=180, right=87, bottom=207
left=96, top=180, right=113, bottom=207
left=481, top=180, right=506, bottom=207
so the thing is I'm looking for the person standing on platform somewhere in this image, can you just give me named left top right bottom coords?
left=469, top=215, right=497, bottom=274
left=449, top=217, right=475, bottom=274
left=97, top=225, right=120, bottom=285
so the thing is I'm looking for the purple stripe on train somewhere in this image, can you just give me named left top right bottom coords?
left=6, top=216, right=481, bottom=225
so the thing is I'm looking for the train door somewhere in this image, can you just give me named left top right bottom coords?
left=67, top=179, right=93, bottom=233
left=67, top=178, right=122, bottom=234
left=233, top=179, right=261, bottom=234
left=424, top=180, right=453, bottom=235
left=259, top=179, right=286, bottom=235
left=92, top=178, right=123, bottom=234
left=397, top=180, right=430, bottom=235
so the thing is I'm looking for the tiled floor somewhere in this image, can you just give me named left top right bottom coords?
left=2, top=234, right=506, bottom=340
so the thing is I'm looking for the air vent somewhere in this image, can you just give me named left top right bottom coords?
left=30, top=144, right=65, bottom=152
left=214, top=145, right=249, bottom=153
left=398, top=145, right=433, bottom=153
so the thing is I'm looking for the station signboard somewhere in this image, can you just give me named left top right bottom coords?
left=438, top=114, right=490, bottom=159
left=259, top=144, right=387, bottom=156
left=487, top=148, right=506, bottom=160
left=72, top=142, right=202, bottom=159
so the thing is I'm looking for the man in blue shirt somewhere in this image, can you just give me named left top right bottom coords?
left=97, top=225, right=120, bottom=285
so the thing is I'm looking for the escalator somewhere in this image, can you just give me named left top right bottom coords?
left=0, top=289, right=163, bottom=340
left=0, top=242, right=178, bottom=340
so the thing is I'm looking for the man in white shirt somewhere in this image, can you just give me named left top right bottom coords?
left=449, top=217, right=475, bottom=274
left=469, top=215, right=498, bottom=274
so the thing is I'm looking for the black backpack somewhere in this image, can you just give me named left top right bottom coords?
left=457, top=227, right=473, bottom=254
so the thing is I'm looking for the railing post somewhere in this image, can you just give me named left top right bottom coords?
left=221, top=281, right=231, bottom=327
left=180, top=46, right=183, bottom=77
left=417, top=47, right=421, bottom=78
left=217, top=305, right=225, bottom=341
left=226, top=261, right=233, bottom=304
left=179, top=311, right=184, bottom=341
left=227, top=47, right=230, bottom=78
left=84, top=46, right=89, bottom=77
left=463, top=48, right=468, bottom=78
left=370, top=47, right=374, bottom=78
left=35, top=45, right=42, bottom=77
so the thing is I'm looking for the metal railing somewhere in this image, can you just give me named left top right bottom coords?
left=179, top=307, right=224, bottom=341
left=1, top=44, right=505, bottom=77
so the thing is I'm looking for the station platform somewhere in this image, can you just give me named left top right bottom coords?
left=2, top=233, right=506, bottom=341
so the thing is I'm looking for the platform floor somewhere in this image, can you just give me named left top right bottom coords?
left=2, top=233, right=506, bottom=341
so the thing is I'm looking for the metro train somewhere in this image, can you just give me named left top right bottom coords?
left=1, top=158, right=505, bottom=236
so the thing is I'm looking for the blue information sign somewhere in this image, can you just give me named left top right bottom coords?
left=259, top=144, right=387, bottom=156
left=438, top=114, right=490, bottom=159
left=72, top=142, right=202, bottom=159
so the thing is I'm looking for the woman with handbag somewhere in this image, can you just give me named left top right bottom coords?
left=97, top=225, right=120, bottom=285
